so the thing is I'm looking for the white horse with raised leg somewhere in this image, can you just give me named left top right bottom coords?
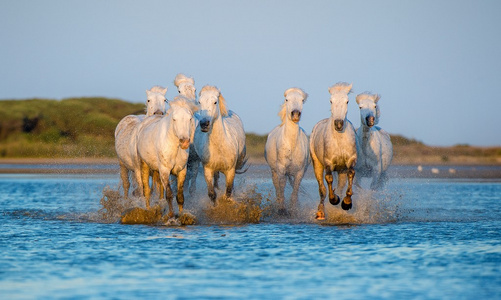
left=174, top=73, right=200, bottom=195
left=355, top=92, right=393, bottom=189
left=136, top=96, right=198, bottom=216
left=265, top=87, right=309, bottom=215
left=194, top=85, right=247, bottom=204
left=114, top=86, right=167, bottom=197
left=310, top=82, right=357, bottom=220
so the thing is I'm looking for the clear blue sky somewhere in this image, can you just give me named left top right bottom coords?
left=1, top=0, right=500, bottom=146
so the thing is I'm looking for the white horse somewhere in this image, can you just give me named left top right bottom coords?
left=114, top=86, right=167, bottom=197
left=136, top=96, right=198, bottom=216
left=174, top=73, right=200, bottom=195
left=265, top=87, right=309, bottom=215
left=310, top=82, right=357, bottom=220
left=355, top=92, right=393, bottom=189
left=194, top=85, right=247, bottom=203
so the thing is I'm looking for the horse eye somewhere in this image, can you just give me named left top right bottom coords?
left=285, top=99, right=288, bottom=102
left=330, top=100, right=332, bottom=104
left=214, top=101, right=217, bottom=105
left=147, top=100, right=150, bottom=102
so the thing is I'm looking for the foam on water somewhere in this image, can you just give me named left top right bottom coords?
left=91, top=178, right=405, bottom=226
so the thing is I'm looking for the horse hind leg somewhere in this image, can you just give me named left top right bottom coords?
left=119, top=163, right=130, bottom=198
left=342, top=168, right=355, bottom=210
left=325, top=168, right=340, bottom=206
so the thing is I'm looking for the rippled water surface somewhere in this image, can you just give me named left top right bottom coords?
left=1, top=165, right=500, bottom=299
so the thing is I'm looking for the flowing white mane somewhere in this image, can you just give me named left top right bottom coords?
left=174, top=74, right=195, bottom=87
left=149, top=85, right=168, bottom=94
left=168, top=95, right=199, bottom=114
left=328, top=82, right=353, bottom=94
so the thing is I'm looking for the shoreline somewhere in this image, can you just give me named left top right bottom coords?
left=0, top=158, right=500, bottom=179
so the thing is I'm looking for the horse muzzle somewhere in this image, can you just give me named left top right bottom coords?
left=180, top=138, right=190, bottom=150
left=200, top=119, right=210, bottom=132
left=291, top=110, right=301, bottom=123
left=334, top=119, right=344, bottom=132
left=366, top=116, right=375, bottom=127
left=153, top=110, right=164, bottom=116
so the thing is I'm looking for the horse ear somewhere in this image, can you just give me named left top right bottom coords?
left=373, top=94, right=381, bottom=103
left=347, top=83, right=353, bottom=94
left=355, top=94, right=362, bottom=105
left=161, top=87, right=168, bottom=96
left=146, top=90, right=151, bottom=97
left=328, top=86, right=335, bottom=95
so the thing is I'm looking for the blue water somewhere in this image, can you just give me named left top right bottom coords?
left=1, top=166, right=500, bottom=299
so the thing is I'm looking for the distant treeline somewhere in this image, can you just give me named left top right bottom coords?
left=0, top=98, right=499, bottom=164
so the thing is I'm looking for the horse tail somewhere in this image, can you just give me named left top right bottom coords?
left=235, top=146, right=249, bottom=174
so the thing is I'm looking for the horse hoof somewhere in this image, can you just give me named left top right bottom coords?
left=329, top=194, right=340, bottom=206
left=315, top=211, right=325, bottom=220
left=341, top=199, right=352, bottom=211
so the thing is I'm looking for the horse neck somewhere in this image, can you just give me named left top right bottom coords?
left=283, top=117, right=300, bottom=146
left=160, top=114, right=179, bottom=143
left=207, top=113, right=227, bottom=143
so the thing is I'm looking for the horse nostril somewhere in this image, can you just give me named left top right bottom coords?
left=200, top=120, right=210, bottom=132
left=366, top=116, right=375, bottom=127
left=334, top=119, right=344, bottom=131
left=154, top=110, right=163, bottom=116
left=291, top=110, right=301, bottom=122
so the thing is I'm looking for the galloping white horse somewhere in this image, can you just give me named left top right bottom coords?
left=136, top=96, right=198, bottom=216
left=265, top=87, right=309, bottom=215
left=310, top=82, right=357, bottom=220
left=114, top=86, right=167, bottom=197
left=174, top=73, right=200, bottom=195
left=194, top=85, right=247, bottom=203
left=355, top=92, right=393, bottom=189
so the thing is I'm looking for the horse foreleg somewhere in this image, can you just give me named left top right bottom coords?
left=140, top=161, right=151, bottom=209
left=291, top=170, right=305, bottom=210
left=119, top=162, right=130, bottom=198
left=312, top=157, right=326, bottom=220
left=342, top=168, right=355, bottom=210
left=224, top=168, right=236, bottom=199
left=271, top=169, right=286, bottom=213
left=325, top=167, right=340, bottom=206
left=203, top=167, right=217, bottom=204
left=160, top=170, right=174, bottom=218
left=176, top=168, right=187, bottom=214
left=214, top=172, right=220, bottom=190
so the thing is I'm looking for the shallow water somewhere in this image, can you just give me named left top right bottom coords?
left=1, top=165, right=500, bottom=299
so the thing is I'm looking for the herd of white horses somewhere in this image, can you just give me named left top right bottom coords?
left=115, top=74, right=393, bottom=220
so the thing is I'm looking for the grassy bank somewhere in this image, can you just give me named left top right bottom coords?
left=0, top=98, right=500, bottom=165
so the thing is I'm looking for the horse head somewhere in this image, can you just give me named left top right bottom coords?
left=174, top=74, right=196, bottom=100
left=145, top=86, right=168, bottom=116
left=281, top=88, right=308, bottom=124
left=198, top=85, right=227, bottom=132
left=356, top=92, right=381, bottom=128
left=328, top=82, right=353, bottom=132
left=169, top=96, right=198, bottom=150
